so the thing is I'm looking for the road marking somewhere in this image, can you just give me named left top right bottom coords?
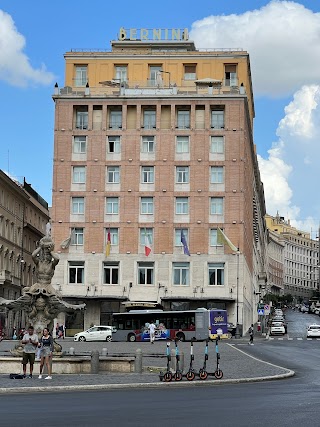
left=278, top=338, right=283, bottom=340
left=288, top=338, right=293, bottom=340
left=297, top=338, right=303, bottom=340
left=269, top=337, right=274, bottom=340
left=317, top=339, right=320, bottom=341
left=307, top=338, right=312, bottom=341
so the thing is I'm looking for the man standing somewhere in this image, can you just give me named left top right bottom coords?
left=149, top=321, right=156, bottom=344
left=21, top=326, right=39, bottom=378
left=249, top=324, right=254, bottom=345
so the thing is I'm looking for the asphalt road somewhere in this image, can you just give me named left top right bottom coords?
left=1, top=310, right=320, bottom=427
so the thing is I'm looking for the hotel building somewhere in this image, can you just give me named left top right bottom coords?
left=51, top=29, right=267, bottom=333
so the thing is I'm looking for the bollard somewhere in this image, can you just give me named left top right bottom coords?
left=170, top=350, right=184, bottom=372
left=101, top=348, right=108, bottom=357
left=135, top=348, right=143, bottom=374
left=69, top=347, right=75, bottom=356
left=91, top=350, right=100, bottom=374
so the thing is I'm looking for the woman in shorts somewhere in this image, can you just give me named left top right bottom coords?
left=38, top=328, right=54, bottom=380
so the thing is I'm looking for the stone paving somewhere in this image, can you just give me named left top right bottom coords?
left=0, top=337, right=294, bottom=391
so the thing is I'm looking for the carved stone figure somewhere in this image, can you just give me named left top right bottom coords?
left=0, top=232, right=85, bottom=355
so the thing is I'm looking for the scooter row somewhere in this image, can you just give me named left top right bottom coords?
left=159, top=337, right=223, bottom=382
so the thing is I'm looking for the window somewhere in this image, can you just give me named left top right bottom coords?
left=210, top=166, right=224, bottom=183
left=225, top=65, right=237, bottom=86
left=106, top=228, right=119, bottom=245
left=173, top=263, right=190, bottom=286
left=149, top=65, right=162, bottom=86
left=141, top=166, right=154, bottom=183
left=175, top=197, right=189, bottom=215
left=72, top=166, right=86, bottom=183
left=107, top=166, right=120, bottom=183
left=74, top=66, right=87, bottom=87
left=210, top=197, right=224, bottom=215
left=106, top=197, right=119, bottom=214
left=141, top=197, right=154, bottom=214
left=211, top=109, right=224, bottom=129
left=208, top=263, right=225, bottom=285
left=73, top=136, right=87, bottom=154
left=177, top=110, right=190, bottom=129
left=109, top=110, right=122, bottom=129
left=176, top=166, right=189, bottom=183
left=140, top=228, right=153, bottom=245
left=103, top=262, right=119, bottom=285
left=175, top=228, right=189, bottom=246
left=184, top=64, right=196, bottom=80
left=176, top=136, right=189, bottom=153
left=115, top=65, right=127, bottom=83
left=72, top=197, right=85, bottom=214
left=210, top=136, right=224, bottom=154
left=142, top=136, right=155, bottom=153
left=143, top=110, right=156, bottom=129
left=210, top=229, right=221, bottom=246
left=71, top=228, right=84, bottom=246
left=69, top=261, right=84, bottom=284
left=107, top=136, right=121, bottom=153
left=138, top=262, right=154, bottom=285
left=75, top=110, right=88, bottom=130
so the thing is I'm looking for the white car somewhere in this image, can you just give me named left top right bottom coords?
left=74, top=325, right=113, bottom=342
left=307, top=325, right=320, bottom=338
left=270, top=322, right=285, bottom=336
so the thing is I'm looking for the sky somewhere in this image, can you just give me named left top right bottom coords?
left=1, top=0, right=320, bottom=237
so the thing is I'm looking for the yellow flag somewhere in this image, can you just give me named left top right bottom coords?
left=217, top=228, right=238, bottom=252
left=106, top=229, right=111, bottom=257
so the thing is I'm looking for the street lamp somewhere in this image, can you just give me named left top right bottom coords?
left=235, top=249, right=241, bottom=339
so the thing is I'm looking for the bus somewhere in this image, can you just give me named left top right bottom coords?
left=112, top=307, right=228, bottom=342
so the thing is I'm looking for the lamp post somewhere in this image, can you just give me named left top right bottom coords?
left=235, top=249, right=241, bottom=339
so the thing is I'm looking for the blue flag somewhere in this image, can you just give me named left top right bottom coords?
left=181, top=230, right=190, bottom=256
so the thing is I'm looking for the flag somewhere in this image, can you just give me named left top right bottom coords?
left=105, top=229, right=111, bottom=257
left=144, top=232, right=152, bottom=257
left=217, top=227, right=238, bottom=252
left=181, top=229, right=190, bottom=256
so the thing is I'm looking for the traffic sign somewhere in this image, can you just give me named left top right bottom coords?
left=264, top=304, right=269, bottom=310
left=264, top=304, right=270, bottom=315
left=258, top=309, right=264, bottom=315
left=258, top=303, right=265, bottom=309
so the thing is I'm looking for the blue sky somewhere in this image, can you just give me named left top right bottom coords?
left=1, top=0, right=320, bottom=234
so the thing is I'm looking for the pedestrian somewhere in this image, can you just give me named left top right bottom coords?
left=58, top=324, right=64, bottom=339
left=249, top=324, right=254, bottom=345
left=149, top=320, right=156, bottom=344
left=38, top=327, right=54, bottom=380
left=12, top=326, right=17, bottom=340
left=55, top=323, right=59, bottom=339
left=21, top=325, right=39, bottom=378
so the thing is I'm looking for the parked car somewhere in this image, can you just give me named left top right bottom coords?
left=300, top=305, right=309, bottom=313
left=270, top=321, right=286, bottom=336
left=307, top=324, right=320, bottom=338
left=74, top=325, right=113, bottom=342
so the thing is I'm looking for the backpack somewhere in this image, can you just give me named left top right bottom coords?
left=9, top=373, right=24, bottom=379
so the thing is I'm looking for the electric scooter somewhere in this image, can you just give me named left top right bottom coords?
left=185, top=338, right=196, bottom=381
left=173, top=338, right=183, bottom=381
left=214, top=337, right=223, bottom=379
left=198, top=337, right=224, bottom=380
left=198, top=339, right=209, bottom=380
left=159, top=341, right=173, bottom=382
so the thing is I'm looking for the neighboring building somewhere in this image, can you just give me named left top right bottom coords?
left=0, top=170, right=49, bottom=335
left=266, top=213, right=319, bottom=301
left=51, top=28, right=267, bottom=333
left=267, top=229, right=285, bottom=296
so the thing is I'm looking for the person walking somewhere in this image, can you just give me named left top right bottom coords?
left=21, top=325, right=39, bottom=378
left=149, top=321, right=156, bottom=344
left=249, top=324, right=254, bottom=345
left=38, top=327, right=54, bottom=380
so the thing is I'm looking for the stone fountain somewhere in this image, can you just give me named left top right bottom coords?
left=0, top=233, right=85, bottom=355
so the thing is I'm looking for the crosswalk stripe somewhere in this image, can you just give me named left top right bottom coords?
left=297, top=338, right=303, bottom=340
left=288, top=338, right=293, bottom=340
left=307, top=338, right=312, bottom=340
left=278, top=338, right=283, bottom=340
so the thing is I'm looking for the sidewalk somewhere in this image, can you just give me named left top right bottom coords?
left=0, top=340, right=294, bottom=393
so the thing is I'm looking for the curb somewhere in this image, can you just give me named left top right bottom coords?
left=0, top=369, right=295, bottom=394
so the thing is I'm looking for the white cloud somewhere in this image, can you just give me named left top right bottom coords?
left=258, top=85, right=320, bottom=226
left=0, top=10, right=54, bottom=87
left=190, top=1, right=320, bottom=96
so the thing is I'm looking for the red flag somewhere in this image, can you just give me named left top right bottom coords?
left=144, top=232, right=152, bottom=257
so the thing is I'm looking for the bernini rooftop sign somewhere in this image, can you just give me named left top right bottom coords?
left=118, top=27, right=189, bottom=41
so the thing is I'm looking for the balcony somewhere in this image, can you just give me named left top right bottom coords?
left=55, top=79, right=245, bottom=98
